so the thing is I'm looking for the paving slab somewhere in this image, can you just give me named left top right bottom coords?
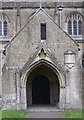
left=27, top=105, right=64, bottom=112
left=26, top=105, right=64, bottom=118
left=27, top=111, right=64, bottom=118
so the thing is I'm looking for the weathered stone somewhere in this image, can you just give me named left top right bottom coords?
left=0, top=1, right=83, bottom=110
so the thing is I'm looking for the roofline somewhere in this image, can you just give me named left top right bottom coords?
left=5, top=8, right=41, bottom=48
left=5, top=7, right=79, bottom=49
left=41, top=8, right=79, bottom=46
left=0, top=2, right=83, bottom=10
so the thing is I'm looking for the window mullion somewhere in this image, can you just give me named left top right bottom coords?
left=77, top=15, right=78, bottom=35
left=2, top=22, right=3, bottom=36
left=72, top=15, right=73, bottom=35
left=68, top=13, right=82, bottom=36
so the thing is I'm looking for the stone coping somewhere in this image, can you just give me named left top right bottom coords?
left=0, top=2, right=83, bottom=9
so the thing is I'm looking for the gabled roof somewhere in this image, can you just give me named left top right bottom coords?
left=5, top=6, right=79, bottom=48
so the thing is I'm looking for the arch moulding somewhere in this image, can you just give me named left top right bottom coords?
left=21, top=59, right=65, bottom=88
left=20, top=58, right=66, bottom=109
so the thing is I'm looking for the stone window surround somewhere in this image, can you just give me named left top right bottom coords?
left=67, top=13, right=83, bottom=37
left=0, top=14, right=8, bottom=38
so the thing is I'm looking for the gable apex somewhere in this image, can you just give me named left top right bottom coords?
left=5, top=7, right=79, bottom=49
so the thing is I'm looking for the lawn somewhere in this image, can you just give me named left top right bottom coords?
left=1, top=110, right=28, bottom=118
left=0, top=110, right=2, bottom=119
left=64, top=109, right=83, bottom=118
left=0, top=109, right=83, bottom=119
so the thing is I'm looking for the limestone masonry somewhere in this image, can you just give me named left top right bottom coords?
left=0, top=1, right=84, bottom=110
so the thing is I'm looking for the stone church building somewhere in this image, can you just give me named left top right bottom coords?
left=0, top=1, right=84, bottom=110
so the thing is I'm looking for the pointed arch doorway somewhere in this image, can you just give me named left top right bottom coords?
left=26, top=63, right=60, bottom=107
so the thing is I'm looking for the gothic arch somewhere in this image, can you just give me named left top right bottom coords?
left=21, top=59, right=65, bottom=88
left=65, top=11, right=83, bottom=21
left=20, top=58, right=66, bottom=109
left=0, top=13, right=9, bottom=37
left=0, top=13, right=10, bottom=22
left=66, top=12, right=83, bottom=36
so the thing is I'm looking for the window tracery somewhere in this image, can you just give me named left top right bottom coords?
left=68, top=13, right=82, bottom=36
left=0, top=14, right=8, bottom=37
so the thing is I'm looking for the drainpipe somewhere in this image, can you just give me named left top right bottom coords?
left=58, top=6, right=63, bottom=28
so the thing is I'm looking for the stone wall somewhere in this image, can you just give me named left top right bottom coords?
left=0, top=1, right=83, bottom=109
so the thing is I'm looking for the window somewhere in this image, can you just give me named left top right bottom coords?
left=0, top=15, right=8, bottom=37
left=0, top=21, right=2, bottom=36
left=82, top=54, right=84, bottom=68
left=78, top=20, right=82, bottom=35
left=4, top=20, right=7, bottom=36
left=67, top=13, right=82, bottom=36
left=73, top=20, right=77, bottom=35
left=41, top=23, right=46, bottom=40
left=68, top=19, right=72, bottom=35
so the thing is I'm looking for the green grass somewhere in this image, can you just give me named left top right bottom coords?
left=64, top=109, right=83, bottom=118
left=0, top=110, right=2, bottom=119
left=2, top=110, right=28, bottom=118
left=0, top=109, right=83, bottom=119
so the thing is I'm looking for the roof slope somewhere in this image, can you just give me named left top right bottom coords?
left=5, top=7, right=79, bottom=48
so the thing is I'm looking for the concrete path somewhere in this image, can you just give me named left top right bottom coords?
left=26, top=105, right=64, bottom=118
left=27, top=111, right=64, bottom=118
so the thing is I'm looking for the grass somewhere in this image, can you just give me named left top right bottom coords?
left=1, top=110, right=28, bottom=118
left=0, top=110, right=2, bottom=119
left=64, top=109, right=83, bottom=118
left=0, top=109, right=83, bottom=119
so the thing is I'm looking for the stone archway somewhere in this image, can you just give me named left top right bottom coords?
left=21, top=59, right=65, bottom=109
left=26, top=64, right=60, bottom=107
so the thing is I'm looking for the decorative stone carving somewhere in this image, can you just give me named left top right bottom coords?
left=38, top=48, right=46, bottom=58
left=64, top=50, right=76, bottom=69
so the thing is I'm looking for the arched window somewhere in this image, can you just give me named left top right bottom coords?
left=68, top=19, right=72, bottom=35
left=78, top=20, right=82, bottom=35
left=67, top=13, right=82, bottom=36
left=73, top=20, right=77, bottom=35
left=4, top=20, right=7, bottom=36
left=0, top=14, right=8, bottom=37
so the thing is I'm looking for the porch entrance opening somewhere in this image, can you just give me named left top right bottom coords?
left=26, top=64, right=60, bottom=107
left=32, top=75, right=50, bottom=104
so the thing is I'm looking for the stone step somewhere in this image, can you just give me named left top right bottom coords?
left=27, top=105, right=64, bottom=112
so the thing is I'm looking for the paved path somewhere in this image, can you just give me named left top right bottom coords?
left=27, top=111, right=64, bottom=118
left=26, top=106, right=64, bottom=118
